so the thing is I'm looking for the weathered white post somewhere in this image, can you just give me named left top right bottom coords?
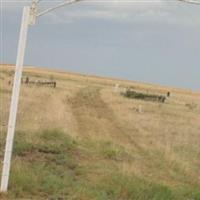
left=0, top=6, right=31, bottom=192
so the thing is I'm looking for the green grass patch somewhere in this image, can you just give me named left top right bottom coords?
left=13, top=131, right=35, bottom=156
left=64, top=172, right=174, bottom=200
left=98, top=141, right=127, bottom=160
left=9, top=129, right=80, bottom=199
left=13, top=129, right=76, bottom=156
left=2, top=129, right=200, bottom=199
left=80, top=139, right=131, bottom=161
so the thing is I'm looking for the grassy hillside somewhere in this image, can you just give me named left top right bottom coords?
left=0, top=64, right=200, bottom=200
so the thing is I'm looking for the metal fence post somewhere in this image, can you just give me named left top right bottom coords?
left=0, top=6, right=30, bottom=192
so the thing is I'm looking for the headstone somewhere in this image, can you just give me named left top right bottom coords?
left=138, top=105, right=143, bottom=114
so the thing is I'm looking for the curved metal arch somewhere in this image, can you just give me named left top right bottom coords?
left=37, top=0, right=82, bottom=17
left=34, top=0, right=200, bottom=20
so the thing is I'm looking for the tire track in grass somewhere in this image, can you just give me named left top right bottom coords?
left=69, top=86, right=144, bottom=153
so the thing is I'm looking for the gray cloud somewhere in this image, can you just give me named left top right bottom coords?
left=3, top=0, right=200, bottom=27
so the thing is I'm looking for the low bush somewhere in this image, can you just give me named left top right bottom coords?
left=123, top=89, right=166, bottom=103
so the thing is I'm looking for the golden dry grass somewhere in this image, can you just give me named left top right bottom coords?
left=0, top=64, right=200, bottom=199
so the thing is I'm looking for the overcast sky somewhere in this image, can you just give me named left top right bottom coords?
left=1, top=0, right=200, bottom=90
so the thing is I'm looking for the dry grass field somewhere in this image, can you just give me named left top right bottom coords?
left=0, top=64, right=200, bottom=199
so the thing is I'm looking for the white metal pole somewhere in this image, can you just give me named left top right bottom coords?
left=0, top=6, right=30, bottom=192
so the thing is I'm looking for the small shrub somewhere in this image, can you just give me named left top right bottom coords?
left=123, top=89, right=166, bottom=103
left=99, top=141, right=125, bottom=160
